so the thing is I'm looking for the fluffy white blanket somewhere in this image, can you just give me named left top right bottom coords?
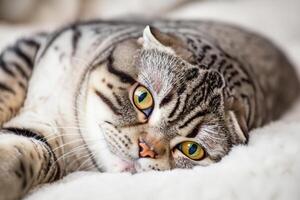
left=0, top=0, right=299, bottom=199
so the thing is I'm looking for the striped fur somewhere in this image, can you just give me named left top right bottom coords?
left=0, top=20, right=299, bottom=200
left=0, top=33, right=46, bottom=125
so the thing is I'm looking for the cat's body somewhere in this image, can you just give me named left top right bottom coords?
left=0, top=20, right=299, bottom=200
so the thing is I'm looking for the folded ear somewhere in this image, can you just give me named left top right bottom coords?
left=139, top=25, right=194, bottom=62
left=228, top=110, right=248, bottom=144
left=140, top=26, right=175, bottom=54
left=226, top=97, right=248, bottom=144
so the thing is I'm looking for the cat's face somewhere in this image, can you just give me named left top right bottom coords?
left=82, top=26, right=247, bottom=173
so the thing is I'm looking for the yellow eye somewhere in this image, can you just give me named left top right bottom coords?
left=133, top=85, right=154, bottom=112
left=176, top=141, right=205, bottom=160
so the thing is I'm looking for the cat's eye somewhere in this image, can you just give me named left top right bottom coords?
left=133, top=85, right=154, bottom=116
left=175, top=141, right=205, bottom=160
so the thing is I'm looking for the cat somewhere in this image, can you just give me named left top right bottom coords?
left=0, top=20, right=299, bottom=200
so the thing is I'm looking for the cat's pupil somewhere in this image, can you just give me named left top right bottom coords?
left=138, top=92, right=147, bottom=103
left=189, top=144, right=198, bottom=155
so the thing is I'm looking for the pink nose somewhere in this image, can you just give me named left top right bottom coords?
left=138, top=140, right=156, bottom=158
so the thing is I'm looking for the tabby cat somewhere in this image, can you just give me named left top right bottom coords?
left=0, top=20, right=299, bottom=200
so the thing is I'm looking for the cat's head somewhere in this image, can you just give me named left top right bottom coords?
left=82, top=26, right=247, bottom=172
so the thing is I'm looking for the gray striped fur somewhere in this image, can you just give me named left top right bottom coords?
left=0, top=20, right=299, bottom=200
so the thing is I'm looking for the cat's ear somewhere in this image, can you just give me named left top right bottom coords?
left=226, top=97, right=248, bottom=144
left=139, top=26, right=194, bottom=61
left=140, top=25, right=175, bottom=54
left=228, top=111, right=248, bottom=144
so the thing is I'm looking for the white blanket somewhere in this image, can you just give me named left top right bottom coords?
left=0, top=0, right=299, bottom=199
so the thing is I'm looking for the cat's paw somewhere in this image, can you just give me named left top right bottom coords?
left=0, top=135, right=28, bottom=200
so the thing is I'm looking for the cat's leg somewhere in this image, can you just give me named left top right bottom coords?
left=0, top=34, right=47, bottom=125
left=0, top=129, right=60, bottom=200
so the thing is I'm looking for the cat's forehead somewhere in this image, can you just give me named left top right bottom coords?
left=136, top=49, right=184, bottom=94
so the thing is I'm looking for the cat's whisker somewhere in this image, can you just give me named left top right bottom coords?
left=83, top=157, right=105, bottom=172
left=46, top=125, right=88, bottom=129
left=44, top=133, right=91, bottom=141
left=50, top=144, right=91, bottom=171
left=51, top=137, right=104, bottom=152
left=45, top=118, right=88, bottom=129
left=67, top=152, right=95, bottom=171
left=48, top=138, right=107, bottom=173
left=76, top=147, right=102, bottom=172
left=76, top=154, right=96, bottom=171
left=42, top=133, right=72, bottom=140
left=42, top=133, right=82, bottom=142
left=81, top=162, right=103, bottom=172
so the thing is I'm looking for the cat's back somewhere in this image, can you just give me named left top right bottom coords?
left=189, top=20, right=300, bottom=119
left=152, top=20, right=300, bottom=123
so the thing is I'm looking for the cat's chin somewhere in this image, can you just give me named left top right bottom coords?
left=103, top=157, right=139, bottom=174
left=119, top=160, right=138, bottom=174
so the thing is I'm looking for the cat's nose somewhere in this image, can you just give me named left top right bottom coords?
left=138, top=139, right=157, bottom=158
left=138, top=136, right=166, bottom=159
